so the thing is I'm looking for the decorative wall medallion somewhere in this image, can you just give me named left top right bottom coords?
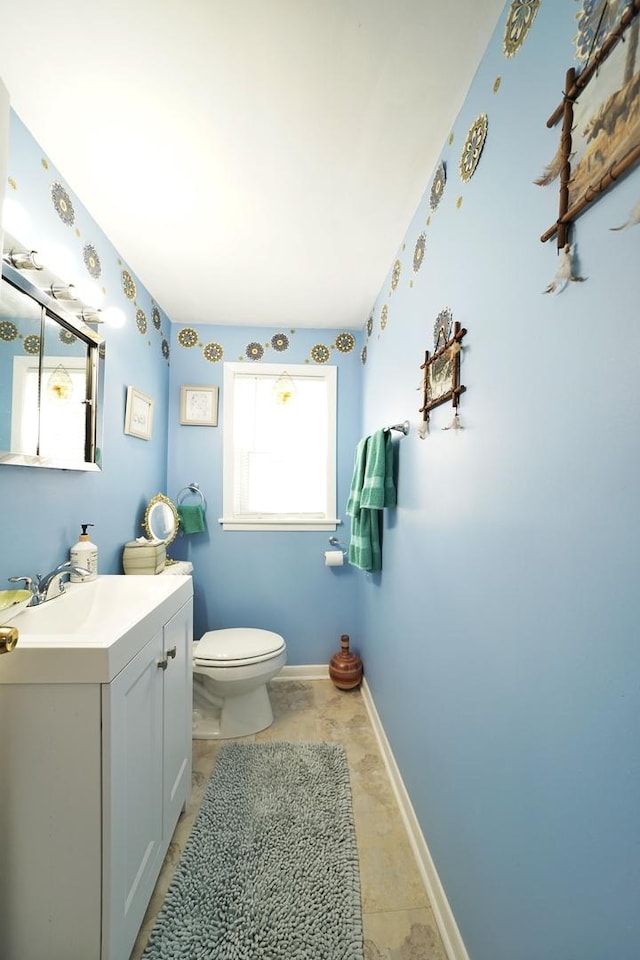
left=0, top=321, right=18, bottom=342
left=433, top=307, right=453, bottom=350
left=51, top=182, right=75, bottom=225
left=136, top=309, right=147, bottom=334
left=380, top=304, right=388, bottom=331
left=311, top=344, right=330, bottom=364
left=41, top=157, right=49, bottom=169
left=574, top=0, right=627, bottom=62
left=7, top=177, right=17, bottom=191
left=366, top=315, right=374, bottom=337
left=83, top=243, right=102, bottom=279
left=59, top=329, right=77, bottom=345
left=448, top=131, right=455, bottom=145
left=178, top=327, right=198, bottom=348
left=493, top=76, right=502, bottom=93
left=161, top=339, right=169, bottom=360
left=459, top=114, right=488, bottom=182
left=121, top=269, right=137, bottom=300
left=503, top=0, right=540, bottom=58
left=246, top=341, right=264, bottom=361
left=203, top=342, right=223, bottom=363
left=360, top=345, right=367, bottom=365
left=23, top=334, right=41, bottom=355
left=456, top=196, right=463, bottom=208
left=430, top=163, right=446, bottom=211
left=391, top=258, right=401, bottom=290
left=152, top=306, right=161, bottom=329
left=271, top=333, right=290, bottom=351
left=334, top=332, right=355, bottom=353
left=413, top=233, right=426, bottom=272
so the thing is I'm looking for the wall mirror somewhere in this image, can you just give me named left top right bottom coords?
left=0, top=262, right=105, bottom=470
left=143, top=493, right=179, bottom=546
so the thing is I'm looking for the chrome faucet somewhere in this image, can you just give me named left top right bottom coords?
left=9, top=562, right=92, bottom=606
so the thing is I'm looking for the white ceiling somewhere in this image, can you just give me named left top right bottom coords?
left=0, top=1, right=504, bottom=328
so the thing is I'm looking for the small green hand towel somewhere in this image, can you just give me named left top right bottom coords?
left=177, top=504, right=206, bottom=534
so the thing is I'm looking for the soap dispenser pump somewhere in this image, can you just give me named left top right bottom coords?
left=70, top=523, right=98, bottom=582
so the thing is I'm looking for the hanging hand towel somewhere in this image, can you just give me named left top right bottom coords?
left=177, top=504, right=206, bottom=534
left=346, top=431, right=396, bottom=572
left=360, top=429, right=396, bottom=509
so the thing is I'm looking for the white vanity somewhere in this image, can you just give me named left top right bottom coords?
left=0, top=574, right=193, bottom=960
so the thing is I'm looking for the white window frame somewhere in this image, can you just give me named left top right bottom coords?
left=222, top=362, right=338, bottom=531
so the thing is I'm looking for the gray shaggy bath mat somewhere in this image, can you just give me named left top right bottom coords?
left=142, top=741, right=364, bottom=959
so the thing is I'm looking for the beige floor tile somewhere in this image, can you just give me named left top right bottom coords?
left=357, top=828, right=430, bottom=913
left=363, top=908, right=448, bottom=960
left=129, top=679, right=447, bottom=960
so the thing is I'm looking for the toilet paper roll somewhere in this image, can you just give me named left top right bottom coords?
left=324, top=550, right=344, bottom=567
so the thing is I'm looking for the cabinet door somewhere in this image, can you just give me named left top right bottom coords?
left=102, top=630, right=164, bottom=960
left=162, top=598, right=193, bottom=838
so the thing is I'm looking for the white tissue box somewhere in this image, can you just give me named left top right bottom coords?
left=122, top=540, right=166, bottom=575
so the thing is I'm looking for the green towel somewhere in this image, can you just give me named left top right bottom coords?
left=177, top=504, right=206, bottom=534
left=346, top=431, right=396, bottom=572
left=346, top=437, right=368, bottom=518
left=361, top=430, right=396, bottom=509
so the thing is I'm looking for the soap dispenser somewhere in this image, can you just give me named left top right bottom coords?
left=70, top=524, right=98, bottom=582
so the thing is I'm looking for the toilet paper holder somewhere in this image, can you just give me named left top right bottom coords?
left=328, top=536, right=347, bottom=557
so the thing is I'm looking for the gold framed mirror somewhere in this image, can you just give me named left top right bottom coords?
left=143, top=493, right=179, bottom=546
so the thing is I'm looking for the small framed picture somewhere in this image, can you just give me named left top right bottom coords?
left=180, top=385, right=219, bottom=426
left=124, top=386, right=154, bottom=440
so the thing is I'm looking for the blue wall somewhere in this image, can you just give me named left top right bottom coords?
left=0, top=114, right=172, bottom=580
left=2, top=3, right=640, bottom=956
left=166, top=325, right=363, bottom=659
left=1, top=110, right=364, bottom=667
left=359, top=4, right=640, bottom=959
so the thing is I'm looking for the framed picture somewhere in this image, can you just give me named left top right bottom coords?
left=124, top=386, right=154, bottom=440
left=419, top=317, right=467, bottom=417
left=540, top=4, right=640, bottom=246
left=180, top=385, right=219, bottom=426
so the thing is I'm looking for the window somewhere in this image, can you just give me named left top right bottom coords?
left=222, top=362, right=337, bottom=531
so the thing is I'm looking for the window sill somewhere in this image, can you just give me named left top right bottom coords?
left=219, top=518, right=341, bottom=532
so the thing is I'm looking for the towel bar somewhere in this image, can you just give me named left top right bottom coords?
left=383, top=420, right=410, bottom=436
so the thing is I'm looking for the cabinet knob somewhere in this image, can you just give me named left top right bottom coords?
left=166, top=646, right=177, bottom=660
left=0, top=626, right=19, bottom=655
left=157, top=657, right=168, bottom=670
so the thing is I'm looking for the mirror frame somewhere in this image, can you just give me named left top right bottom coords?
left=143, top=493, right=180, bottom=546
left=0, top=261, right=106, bottom=471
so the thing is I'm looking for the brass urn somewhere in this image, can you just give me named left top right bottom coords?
left=329, top=634, right=363, bottom=690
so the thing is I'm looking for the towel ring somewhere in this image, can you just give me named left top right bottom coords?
left=177, top=482, right=207, bottom=510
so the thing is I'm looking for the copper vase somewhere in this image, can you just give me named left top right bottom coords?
left=329, top=634, right=363, bottom=690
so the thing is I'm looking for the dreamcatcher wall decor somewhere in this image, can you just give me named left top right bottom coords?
left=418, top=308, right=467, bottom=438
left=536, top=1, right=640, bottom=291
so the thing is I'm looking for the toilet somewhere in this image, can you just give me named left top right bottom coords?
left=192, top=627, right=287, bottom=739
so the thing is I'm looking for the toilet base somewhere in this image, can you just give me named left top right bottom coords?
left=192, top=682, right=274, bottom=739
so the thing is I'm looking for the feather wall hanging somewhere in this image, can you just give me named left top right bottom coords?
left=542, top=243, right=587, bottom=295
left=610, top=199, right=640, bottom=231
left=533, top=141, right=574, bottom=186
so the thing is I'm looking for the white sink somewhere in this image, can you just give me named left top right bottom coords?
left=0, top=574, right=193, bottom=684
left=11, top=575, right=172, bottom=634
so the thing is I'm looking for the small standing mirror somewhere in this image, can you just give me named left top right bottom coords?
left=143, top=493, right=179, bottom=546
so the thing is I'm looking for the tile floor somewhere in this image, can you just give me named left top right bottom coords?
left=130, top=679, right=448, bottom=960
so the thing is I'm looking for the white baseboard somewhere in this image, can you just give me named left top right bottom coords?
left=276, top=664, right=330, bottom=681
left=360, top=679, right=470, bottom=960
left=275, top=669, right=468, bottom=959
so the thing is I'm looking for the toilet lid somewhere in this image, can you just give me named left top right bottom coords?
left=195, top=627, right=285, bottom=664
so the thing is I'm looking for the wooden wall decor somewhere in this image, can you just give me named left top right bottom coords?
left=539, top=1, right=640, bottom=248
left=419, top=311, right=467, bottom=430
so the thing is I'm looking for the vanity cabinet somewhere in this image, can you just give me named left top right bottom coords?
left=0, top=584, right=193, bottom=960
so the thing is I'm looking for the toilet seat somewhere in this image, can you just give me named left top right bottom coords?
left=194, top=628, right=285, bottom=668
